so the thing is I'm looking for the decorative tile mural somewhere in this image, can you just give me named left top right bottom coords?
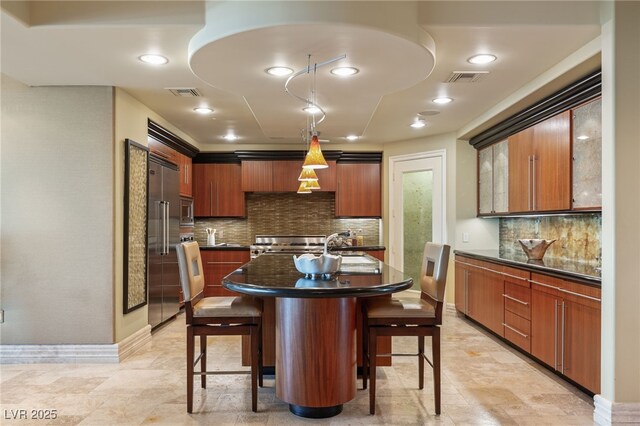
left=195, top=192, right=380, bottom=246
left=499, top=214, right=602, bottom=266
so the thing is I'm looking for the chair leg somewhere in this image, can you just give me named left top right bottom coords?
left=418, top=335, right=425, bottom=390
left=186, top=327, right=194, bottom=413
left=200, top=335, right=207, bottom=389
left=362, top=311, right=369, bottom=390
left=250, top=325, right=259, bottom=413
left=433, top=327, right=441, bottom=415
left=258, top=322, right=264, bottom=388
left=368, top=327, right=377, bottom=415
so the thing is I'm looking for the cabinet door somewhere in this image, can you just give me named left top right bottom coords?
left=508, top=127, right=534, bottom=213
left=202, top=250, right=250, bottom=297
left=572, top=98, right=602, bottom=209
left=530, top=288, right=559, bottom=369
left=315, top=160, right=337, bottom=191
left=335, top=163, right=381, bottom=217
left=466, top=265, right=504, bottom=336
left=272, top=160, right=303, bottom=192
left=241, top=161, right=273, bottom=192
left=492, top=140, right=509, bottom=213
left=562, top=297, right=601, bottom=393
left=364, top=250, right=384, bottom=261
left=533, top=110, right=571, bottom=211
left=214, top=163, right=245, bottom=217
left=478, top=146, right=494, bottom=214
left=454, top=260, right=468, bottom=313
left=179, top=155, right=192, bottom=197
left=192, top=164, right=214, bottom=217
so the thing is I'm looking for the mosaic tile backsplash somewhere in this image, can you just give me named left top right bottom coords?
left=195, top=192, right=381, bottom=246
left=499, top=214, right=602, bottom=265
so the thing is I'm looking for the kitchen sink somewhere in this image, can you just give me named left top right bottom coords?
left=340, top=255, right=376, bottom=265
left=214, top=243, right=243, bottom=247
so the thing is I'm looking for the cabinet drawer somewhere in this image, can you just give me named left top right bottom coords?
left=504, top=310, right=531, bottom=353
left=501, top=265, right=530, bottom=287
left=504, top=282, right=531, bottom=320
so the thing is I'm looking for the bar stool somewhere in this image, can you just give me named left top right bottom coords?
left=362, top=242, right=450, bottom=415
left=176, top=241, right=262, bottom=413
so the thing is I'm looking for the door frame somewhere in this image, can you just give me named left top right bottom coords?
left=388, top=150, right=447, bottom=271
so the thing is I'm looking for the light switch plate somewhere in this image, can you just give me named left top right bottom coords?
left=462, top=232, right=470, bottom=243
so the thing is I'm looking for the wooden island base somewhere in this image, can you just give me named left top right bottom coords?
left=276, top=297, right=357, bottom=418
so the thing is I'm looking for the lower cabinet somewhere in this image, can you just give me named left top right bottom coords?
left=455, top=255, right=601, bottom=394
left=201, top=250, right=250, bottom=297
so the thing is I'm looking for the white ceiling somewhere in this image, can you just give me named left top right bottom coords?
left=0, top=1, right=602, bottom=148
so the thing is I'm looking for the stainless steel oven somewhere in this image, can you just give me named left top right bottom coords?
left=179, top=197, right=194, bottom=227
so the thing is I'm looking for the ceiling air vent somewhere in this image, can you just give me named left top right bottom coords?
left=445, top=71, right=489, bottom=83
left=167, top=88, right=202, bottom=97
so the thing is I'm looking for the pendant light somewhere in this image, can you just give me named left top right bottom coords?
left=298, top=167, right=319, bottom=181
left=296, top=181, right=312, bottom=194
left=302, top=134, right=328, bottom=169
left=305, top=179, right=321, bottom=190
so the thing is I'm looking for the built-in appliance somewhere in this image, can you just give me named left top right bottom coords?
left=179, top=196, right=194, bottom=227
left=148, top=156, right=180, bottom=329
left=179, top=232, right=195, bottom=242
left=250, top=235, right=327, bottom=259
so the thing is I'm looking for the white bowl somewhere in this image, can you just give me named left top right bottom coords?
left=293, top=253, right=342, bottom=279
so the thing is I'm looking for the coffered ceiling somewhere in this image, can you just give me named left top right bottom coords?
left=0, top=1, right=602, bottom=148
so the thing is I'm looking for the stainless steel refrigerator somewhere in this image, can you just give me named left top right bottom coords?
left=148, top=156, right=180, bottom=328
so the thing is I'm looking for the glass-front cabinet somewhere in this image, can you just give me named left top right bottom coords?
left=478, top=139, right=509, bottom=215
left=572, top=98, right=602, bottom=209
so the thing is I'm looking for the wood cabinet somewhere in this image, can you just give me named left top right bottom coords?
left=572, top=98, right=602, bottom=210
left=147, top=137, right=180, bottom=165
left=530, top=273, right=601, bottom=393
left=193, top=163, right=245, bottom=217
left=242, top=160, right=338, bottom=192
left=364, top=249, right=384, bottom=261
left=335, top=163, right=381, bottom=217
left=201, top=250, right=250, bottom=297
left=178, top=154, right=192, bottom=197
left=478, top=140, right=509, bottom=215
left=508, top=111, right=571, bottom=213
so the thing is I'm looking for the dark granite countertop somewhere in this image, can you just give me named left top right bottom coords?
left=223, top=253, right=412, bottom=298
left=454, top=249, right=601, bottom=285
left=199, top=244, right=250, bottom=251
left=329, top=245, right=386, bottom=251
left=197, top=244, right=385, bottom=251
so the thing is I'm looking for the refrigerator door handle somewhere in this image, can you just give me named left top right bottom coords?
left=165, top=201, right=170, bottom=254
left=160, top=201, right=167, bottom=255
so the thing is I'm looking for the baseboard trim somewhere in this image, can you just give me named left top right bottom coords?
left=594, top=394, right=640, bottom=425
left=0, top=325, right=151, bottom=364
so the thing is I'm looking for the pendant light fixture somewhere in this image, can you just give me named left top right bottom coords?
left=302, top=134, right=328, bottom=169
left=305, top=179, right=321, bottom=190
left=296, top=181, right=312, bottom=194
left=298, top=167, right=319, bottom=181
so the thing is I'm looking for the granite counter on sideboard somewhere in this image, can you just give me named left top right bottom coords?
left=454, top=249, right=600, bottom=285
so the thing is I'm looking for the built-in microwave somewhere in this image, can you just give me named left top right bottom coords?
left=179, top=197, right=194, bottom=227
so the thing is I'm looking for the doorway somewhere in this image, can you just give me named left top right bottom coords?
left=389, top=151, right=446, bottom=288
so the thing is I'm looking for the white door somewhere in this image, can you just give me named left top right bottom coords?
left=389, top=152, right=445, bottom=287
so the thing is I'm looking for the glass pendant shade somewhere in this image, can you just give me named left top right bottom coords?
left=306, top=179, right=321, bottom=190
left=296, top=181, right=312, bottom=194
left=302, top=135, right=329, bottom=169
left=298, top=167, right=319, bottom=181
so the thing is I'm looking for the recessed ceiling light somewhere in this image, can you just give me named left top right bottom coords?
left=138, top=54, right=168, bottom=65
left=346, top=135, right=359, bottom=141
left=303, top=105, right=321, bottom=115
left=330, top=67, right=359, bottom=77
left=223, top=134, right=238, bottom=141
left=577, top=135, right=590, bottom=140
left=418, top=110, right=440, bottom=117
left=410, top=120, right=426, bottom=128
left=467, top=54, right=497, bottom=64
left=193, top=107, right=214, bottom=114
left=432, top=97, right=453, bottom=104
left=265, top=66, right=293, bottom=76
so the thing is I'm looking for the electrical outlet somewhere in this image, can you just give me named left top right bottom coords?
left=462, top=232, right=470, bottom=243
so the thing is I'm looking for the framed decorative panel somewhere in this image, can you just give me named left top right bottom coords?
left=124, top=139, right=149, bottom=313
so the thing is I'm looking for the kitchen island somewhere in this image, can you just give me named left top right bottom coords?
left=223, top=253, right=412, bottom=418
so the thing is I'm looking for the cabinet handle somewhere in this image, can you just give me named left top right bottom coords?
left=528, top=155, right=532, bottom=211
left=532, top=155, right=537, bottom=211
left=186, top=164, right=189, bottom=185
left=557, top=287, right=601, bottom=302
left=465, top=270, right=469, bottom=315
left=502, top=294, right=529, bottom=305
left=501, top=271, right=528, bottom=282
left=209, top=182, right=213, bottom=215
left=503, top=323, right=528, bottom=338
left=154, top=150, right=171, bottom=160
left=529, top=280, right=561, bottom=291
left=554, top=299, right=558, bottom=370
left=561, top=301, right=565, bottom=374
left=216, top=182, right=220, bottom=215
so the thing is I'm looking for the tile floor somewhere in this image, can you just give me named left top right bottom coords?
left=0, top=309, right=595, bottom=425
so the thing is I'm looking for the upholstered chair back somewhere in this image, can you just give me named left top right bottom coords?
left=176, top=241, right=205, bottom=302
left=419, top=242, right=451, bottom=303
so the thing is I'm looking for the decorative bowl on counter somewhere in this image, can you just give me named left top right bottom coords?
left=293, top=253, right=342, bottom=280
left=518, top=238, right=556, bottom=261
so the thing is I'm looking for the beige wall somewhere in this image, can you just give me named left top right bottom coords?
left=113, top=88, right=201, bottom=342
left=0, top=75, right=114, bottom=344
left=600, top=1, right=640, bottom=404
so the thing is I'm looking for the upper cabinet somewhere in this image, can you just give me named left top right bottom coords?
left=572, top=98, right=602, bottom=210
left=241, top=160, right=337, bottom=192
left=478, top=140, right=509, bottom=215
left=508, top=111, right=571, bottom=213
left=178, top=153, right=192, bottom=197
left=335, top=163, right=381, bottom=217
left=193, top=163, right=245, bottom=217
left=147, top=137, right=180, bottom=165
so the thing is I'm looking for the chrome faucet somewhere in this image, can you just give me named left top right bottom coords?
left=324, top=231, right=352, bottom=254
